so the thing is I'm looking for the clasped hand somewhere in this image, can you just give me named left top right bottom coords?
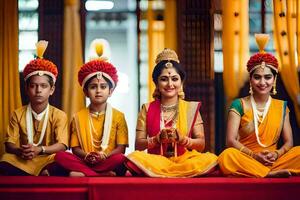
left=84, top=151, right=107, bottom=166
left=20, top=144, right=40, bottom=160
left=158, top=128, right=179, bottom=144
left=254, top=150, right=278, bottom=166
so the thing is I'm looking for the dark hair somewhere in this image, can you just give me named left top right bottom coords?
left=25, top=74, right=54, bottom=87
left=83, top=75, right=113, bottom=90
left=249, top=67, right=277, bottom=78
left=152, top=60, right=186, bottom=84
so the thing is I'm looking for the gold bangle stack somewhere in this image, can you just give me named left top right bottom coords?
left=239, top=146, right=254, bottom=158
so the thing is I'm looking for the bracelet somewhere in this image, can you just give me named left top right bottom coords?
left=84, top=153, right=89, bottom=161
left=239, top=146, right=245, bottom=152
left=239, top=146, right=254, bottom=158
left=99, top=151, right=108, bottom=159
left=274, top=150, right=280, bottom=159
left=248, top=150, right=254, bottom=158
left=41, top=146, right=46, bottom=154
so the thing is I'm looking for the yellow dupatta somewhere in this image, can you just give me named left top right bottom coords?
left=239, top=97, right=286, bottom=152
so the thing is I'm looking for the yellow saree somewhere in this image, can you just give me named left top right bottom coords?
left=127, top=99, right=218, bottom=177
left=218, top=96, right=300, bottom=177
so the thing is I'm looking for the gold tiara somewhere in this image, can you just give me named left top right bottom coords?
left=155, top=48, right=180, bottom=64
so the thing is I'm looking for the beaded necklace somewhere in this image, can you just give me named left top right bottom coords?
left=250, top=95, right=271, bottom=147
left=26, top=104, right=49, bottom=146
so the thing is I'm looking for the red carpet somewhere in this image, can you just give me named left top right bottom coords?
left=1, top=176, right=300, bottom=200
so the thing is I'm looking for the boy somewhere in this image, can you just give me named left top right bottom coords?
left=0, top=40, right=68, bottom=176
left=55, top=39, right=128, bottom=177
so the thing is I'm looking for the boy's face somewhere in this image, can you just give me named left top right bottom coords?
left=84, top=77, right=112, bottom=105
left=26, top=75, right=55, bottom=105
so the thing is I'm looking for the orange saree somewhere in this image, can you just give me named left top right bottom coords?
left=218, top=96, right=300, bottom=177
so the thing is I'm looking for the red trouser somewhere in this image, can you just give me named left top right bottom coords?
left=55, top=151, right=126, bottom=176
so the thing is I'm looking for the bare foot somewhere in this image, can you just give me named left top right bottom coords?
left=97, top=171, right=116, bottom=177
left=40, top=169, right=50, bottom=176
left=266, top=169, right=292, bottom=178
left=69, top=171, right=85, bottom=177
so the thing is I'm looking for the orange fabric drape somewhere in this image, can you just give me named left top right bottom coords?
left=164, top=0, right=177, bottom=52
left=148, top=1, right=165, bottom=101
left=273, top=0, right=300, bottom=126
left=222, top=0, right=249, bottom=102
left=147, top=1, right=177, bottom=101
left=0, top=0, right=21, bottom=155
left=62, top=0, right=85, bottom=120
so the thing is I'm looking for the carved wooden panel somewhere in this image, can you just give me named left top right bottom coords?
left=38, top=0, right=64, bottom=108
left=177, top=0, right=215, bottom=151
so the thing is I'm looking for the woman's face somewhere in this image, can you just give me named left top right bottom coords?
left=157, top=67, right=182, bottom=99
left=250, top=66, right=275, bottom=96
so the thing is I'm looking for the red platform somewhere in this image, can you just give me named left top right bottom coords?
left=1, top=176, right=300, bottom=200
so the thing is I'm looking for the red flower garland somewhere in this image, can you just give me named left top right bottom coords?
left=246, top=53, right=278, bottom=72
left=23, top=58, right=58, bottom=78
left=78, top=60, right=118, bottom=86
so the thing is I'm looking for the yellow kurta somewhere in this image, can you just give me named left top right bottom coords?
left=218, top=96, right=300, bottom=177
left=0, top=105, right=69, bottom=175
left=70, top=107, right=128, bottom=155
left=127, top=99, right=218, bottom=177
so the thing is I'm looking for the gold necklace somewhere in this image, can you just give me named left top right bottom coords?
left=88, top=113, right=103, bottom=149
left=161, top=103, right=178, bottom=112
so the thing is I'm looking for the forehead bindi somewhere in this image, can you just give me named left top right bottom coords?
left=160, top=68, right=179, bottom=77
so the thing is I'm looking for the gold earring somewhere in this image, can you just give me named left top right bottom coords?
left=152, top=88, right=161, bottom=99
left=178, top=86, right=185, bottom=99
left=249, top=82, right=253, bottom=95
left=272, top=75, right=277, bottom=95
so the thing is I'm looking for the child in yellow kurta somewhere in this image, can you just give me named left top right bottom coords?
left=0, top=41, right=68, bottom=176
left=55, top=39, right=128, bottom=177
left=218, top=34, right=300, bottom=177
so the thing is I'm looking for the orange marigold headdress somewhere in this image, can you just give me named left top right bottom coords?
left=23, top=40, right=58, bottom=83
left=246, top=34, right=278, bottom=73
left=78, top=39, right=118, bottom=89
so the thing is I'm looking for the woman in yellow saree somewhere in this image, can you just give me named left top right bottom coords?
left=218, top=34, right=300, bottom=177
left=126, top=49, right=218, bottom=177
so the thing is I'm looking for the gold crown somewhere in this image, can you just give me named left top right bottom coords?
left=155, top=48, right=180, bottom=64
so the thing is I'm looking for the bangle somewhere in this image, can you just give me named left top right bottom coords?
left=239, top=146, right=245, bottom=152
left=248, top=150, right=254, bottom=158
left=41, top=146, right=46, bottom=154
left=99, top=151, right=108, bottom=159
left=275, top=150, right=280, bottom=159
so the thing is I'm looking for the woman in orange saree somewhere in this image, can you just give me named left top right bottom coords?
left=218, top=34, right=300, bottom=177
left=126, top=49, right=218, bottom=177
